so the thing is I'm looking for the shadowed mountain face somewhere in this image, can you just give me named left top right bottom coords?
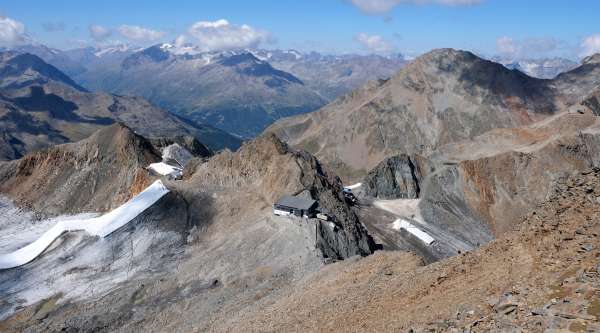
left=0, top=52, right=86, bottom=91
left=0, top=51, right=242, bottom=160
left=267, top=49, right=598, bottom=180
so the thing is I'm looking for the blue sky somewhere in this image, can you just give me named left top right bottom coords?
left=1, top=0, right=599, bottom=59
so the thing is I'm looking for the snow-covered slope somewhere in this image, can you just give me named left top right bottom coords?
left=0, top=180, right=169, bottom=269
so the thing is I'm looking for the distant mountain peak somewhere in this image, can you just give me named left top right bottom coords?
left=582, top=53, right=600, bottom=65
left=0, top=51, right=87, bottom=92
left=218, top=52, right=263, bottom=66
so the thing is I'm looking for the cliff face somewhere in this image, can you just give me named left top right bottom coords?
left=419, top=108, right=600, bottom=244
left=186, top=133, right=377, bottom=259
left=0, top=124, right=160, bottom=215
left=363, top=154, right=425, bottom=199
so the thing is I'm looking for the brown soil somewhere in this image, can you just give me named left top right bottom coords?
left=217, top=168, right=600, bottom=332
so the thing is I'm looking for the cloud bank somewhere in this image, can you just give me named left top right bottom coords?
left=118, top=25, right=165, bottom=43
left=89, top=25, right=112, bottom=42
left=177, top=19, right=271, bottom=51
left=496, top=36, right=563, bottom=59
left=581, top=34, right=600, bottom=58
left=0, top=16, right=27, bottom=46
left=355, top=33, right=394, bottom=53
left=349, top=0, right=482, bottom=14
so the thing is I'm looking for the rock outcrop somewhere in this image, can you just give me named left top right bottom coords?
left=186, top=133, right=377, bottom=259
left=0, top=123, right=160, bottom=215
left=149, top=135, right=212, bottom=159
left=363, top=154, right=424, bottom=199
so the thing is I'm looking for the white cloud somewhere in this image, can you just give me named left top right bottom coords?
left=581, top=34, right=600, bottom=58
left=349, top=0, right=482, bottom=14
left=0, top=16, right=27, bottom=46
left=118, top=25, right=165, bottom=43
left=181, top=19, right=270, bottom=51
left=355, top=33, right=395, bottom=53
left=496, top=36, right=516, bottom=56
left=89, top=25, right=112, bottom=42
left=496, top=36, right=561, bottom=59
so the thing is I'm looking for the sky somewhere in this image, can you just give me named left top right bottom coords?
left=1, top=0, right=599, bottom=60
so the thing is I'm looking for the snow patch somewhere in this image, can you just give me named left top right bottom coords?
left=0, top=180, right=169, bottom=269
left=344, top=183, right=362, bottom=191
left=147, top=162, right=183, bottom=179
left=392, top=219, right=435, bottom=245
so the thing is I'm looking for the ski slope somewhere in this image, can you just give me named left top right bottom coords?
left=0, top=180, right=169, bottom=270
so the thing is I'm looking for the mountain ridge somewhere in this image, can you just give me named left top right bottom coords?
left=267, top=48, right=568, bottom=180
left=0, top=51, right=242, bottom=159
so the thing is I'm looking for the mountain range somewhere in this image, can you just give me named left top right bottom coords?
left=1, top=40, right=600, bottom=332
left=0, top=51, right=241, bottom=160
left=268, top=48, right=598, bottom=180
left=493, top=56, right=579, bottom=79
left=7, top=43, right=407, bottom=138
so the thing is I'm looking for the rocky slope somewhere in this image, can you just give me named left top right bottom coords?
left=0, top=124, right=160, bottom=215
left=0, top=125, right=378, bottom=331
left=185, top=133, right=377, bottom=259
left=10, top=149, right=594, bottom=332
left=417, top=102, right=600, bottom=249
left=0, top=51, right=241, bottom=159
left=268, top=49, right=600, bottom=181
left=552, top=54, right=600, bottom=105
left=214, top=168, right=600, bottom=332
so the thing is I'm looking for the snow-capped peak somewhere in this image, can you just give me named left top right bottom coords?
left=94, top=44, right=136, bottom=57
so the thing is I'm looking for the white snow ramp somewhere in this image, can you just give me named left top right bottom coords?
left=392, top=219, right=435, bottom=245
left=0, top=180, right=169, bottom=270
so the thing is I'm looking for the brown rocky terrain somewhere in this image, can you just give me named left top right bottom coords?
left=0, top=123, right=160, bottom=215
left=418, top=105, right=600, bottom=248
left=214, top=168, right=600, bottom=332
left=0, top=126, right=377, bottom=332
left=267, top=49, right=599, bottom=181
left=184, top=133, right=376, bottom=259
left=0, top=47, right=599, bottom=333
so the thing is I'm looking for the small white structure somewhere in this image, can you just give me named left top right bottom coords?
left=0, top=180, right=169, bottom=269
left=147, top=162, right=183, bottom=179
left=344, top=183, right=362, bottom=191
left=392, top=219, right=435, bottom=245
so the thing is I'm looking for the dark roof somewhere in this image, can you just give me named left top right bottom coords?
left=274, top=195, right=317, bottom=210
